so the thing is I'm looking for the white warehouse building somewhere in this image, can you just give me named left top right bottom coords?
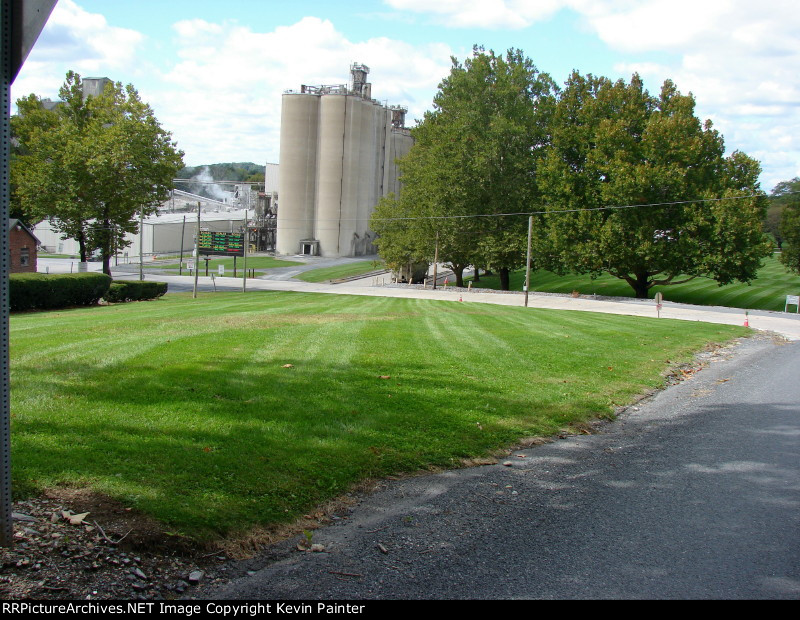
left=34, top=210, right=249, bottom=260
left=276, top=63, right=413, bottom=258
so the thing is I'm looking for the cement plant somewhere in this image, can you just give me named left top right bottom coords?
left=33, top=64, right=412, bottom=264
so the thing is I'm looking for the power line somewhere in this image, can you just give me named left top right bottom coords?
left=275, top=191, right=774, bottom=224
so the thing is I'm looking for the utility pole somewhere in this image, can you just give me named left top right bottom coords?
left=524, top=215, right=532, bottom=307
left=432, top=231, right=439, bottom=290
left=193, top=202, right=200, bottom=298
left=0, top=0, right=12, bottom=550
left=242, top=210, right=248, bottom=293
left=179, top=215, right=186, bottom=276
left=1, top=0, right=58, bottom=549
left=139, top=208, right=144, bottom=281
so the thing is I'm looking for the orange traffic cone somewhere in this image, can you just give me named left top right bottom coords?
left=459, top=295, right=463, bottom=302
left=744, top=312, right=749, bottom=327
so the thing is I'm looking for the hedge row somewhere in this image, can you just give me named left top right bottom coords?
left=9, top=274, right=169, bottom=311
left=105, top=280, right=168, bottom=303
left=9, top=273, right=112, bottom=311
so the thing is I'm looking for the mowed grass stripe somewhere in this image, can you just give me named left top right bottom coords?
left=295, top=260, right=384, bottom=283
left=472, top=255, right=800, bottom=311
left=10, top=291, right=747, bottom=540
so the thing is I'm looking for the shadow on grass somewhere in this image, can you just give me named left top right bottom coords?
left=12, top=349, right=605, bottom=540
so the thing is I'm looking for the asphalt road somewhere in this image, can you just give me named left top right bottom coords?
left=205, top=334, right=800, bottom=600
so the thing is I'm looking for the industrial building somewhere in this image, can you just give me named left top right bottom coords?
left=40, top=76, right=111, bottom=110
left=276, top=63, right=413, bottom=258
left=33, top=210, right=249, bottom=261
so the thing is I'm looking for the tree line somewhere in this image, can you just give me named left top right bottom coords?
left=175, top=163, right=265, bottom=200
left=371, top=47, right=786, bottom=298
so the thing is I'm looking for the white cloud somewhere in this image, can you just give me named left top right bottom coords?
left=12, top=8, right=453, bottom=170
left=12, top=0, right=145, bottom=100
left=153, top=16, right=452, bottom=166
left=172, top=18, right=224, bottom=40
left=595, top=1, right=800, bottom=189
left=12, top=1, right=797, bottom=188
left=386, top=0, right=800, bottom=188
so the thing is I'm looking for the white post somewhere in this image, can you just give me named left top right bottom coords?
left=193, top=202, right=200, bottom=299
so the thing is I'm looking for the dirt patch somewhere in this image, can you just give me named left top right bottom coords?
left=0, top=482, right=377, bottom=600
left=42, top=489, right=190, bottom=552
left=0, top=489, right=227, bottom=600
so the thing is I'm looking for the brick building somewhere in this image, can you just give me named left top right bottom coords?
left=8, top=219, right=39, bottom=273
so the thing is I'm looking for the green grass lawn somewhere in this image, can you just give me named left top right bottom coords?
left=295, top=260, right=386, bottom=283
left=156, top=256, right=304, bottom=273
left=10, top=292, right=746, bottom=540
left=470, top=255, right=800, bottom=311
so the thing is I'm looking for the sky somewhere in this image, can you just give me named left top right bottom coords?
left=11, top=0, right=800, bottom=192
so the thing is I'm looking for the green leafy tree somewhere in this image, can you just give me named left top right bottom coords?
left=777, top=185, right=800, bottom=274
left=372, top=47, right=556, bottom=289
left=767, top=177, right=800, bottom=253
left=537, top=72, right=771, bottom=298
left=12, top=71, right=184, bottom=274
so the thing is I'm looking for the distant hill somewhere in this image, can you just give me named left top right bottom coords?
left=175, top=162, right=265, bottom=199
left=177, top=162, right=265, bottom=182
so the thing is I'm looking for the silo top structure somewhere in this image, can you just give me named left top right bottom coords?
left=277, top=63, right=413, bottom=258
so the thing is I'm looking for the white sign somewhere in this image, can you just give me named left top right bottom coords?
left=218, top=265, right=225, bottom=276
left=786, top=295, right=800, bottom=313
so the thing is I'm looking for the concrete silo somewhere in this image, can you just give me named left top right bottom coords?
left=276, top=91, right=320, bottom=255
left=276, top=64, right=413, bottom=258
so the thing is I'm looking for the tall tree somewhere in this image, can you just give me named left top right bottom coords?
left=11, top=71, right=184, bottom=273
left=776, top=179, right=800, bottom=274
left=372, top=47, right=556, bottom=289
left=767, top=177, right=800, bottom=253
left=537, top=73, right=771, bottom=298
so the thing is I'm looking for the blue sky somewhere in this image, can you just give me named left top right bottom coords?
left=12, top=0, right=800, bottom=191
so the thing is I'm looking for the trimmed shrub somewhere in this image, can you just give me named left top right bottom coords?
left=9, top=272, right=112, bottom=312
left=105, top=280, right=168, bottom=303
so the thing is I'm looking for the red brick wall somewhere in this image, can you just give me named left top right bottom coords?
left=9, top=227, right=38, bottom=273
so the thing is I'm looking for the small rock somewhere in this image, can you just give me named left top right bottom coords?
left=12, top=512, right=37, bottom=523
left=188, top=570, right=204, bottom=584
left=132, top=568, right=147, bottom=580
left=174, top=580, right=189, bottom=593
left=502, top=461, right=513, bottom=467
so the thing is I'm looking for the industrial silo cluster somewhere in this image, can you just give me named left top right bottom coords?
left=276, top=64, right=413, bottom=258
